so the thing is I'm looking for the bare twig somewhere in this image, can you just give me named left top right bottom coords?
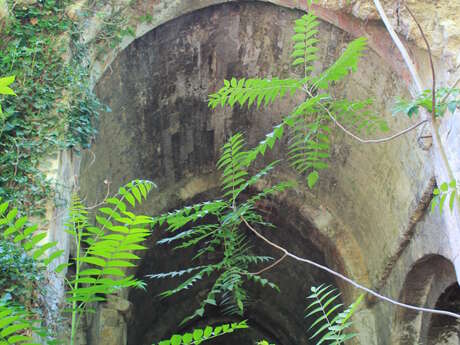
left=322, top=105, right=428, bottom=144
left=404, top=6, right=436, bottom=122
left=241, top=216, right=460, bottom=319
left=302, top=87, right=428, bottom=144
left=250, top=253, right=287, bottom=275
left=440, top=76, right=460, bottom=105
left=86, top=179, right=111, bottom=210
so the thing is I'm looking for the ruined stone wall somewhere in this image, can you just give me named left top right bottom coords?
left=75, top=1, right=459, bottom=344
left=2, top=0, right=458, bottom=344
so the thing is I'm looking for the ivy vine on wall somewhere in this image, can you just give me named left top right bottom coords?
left=0, top=0, right=103, bottom=217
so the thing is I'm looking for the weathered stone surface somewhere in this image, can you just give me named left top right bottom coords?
left=76, top=2, right=456, bottom=345
left=89, top=305, right=127, bottom=345
left=31, top=0, right=460, bottom=344
left=0, top=0, right=8, bottom=20
left=318, top=0, right=460, bottom=59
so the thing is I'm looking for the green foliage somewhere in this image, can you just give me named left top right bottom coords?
left=0, top=199, right=63, bottom=271
left=0, top=303, right=40, bottom=345
left=149, top=134, right=291, bottom=324
left=0, top=199, right=64, bottom=343
left=306, top=285, right=363, bottom=345
left=0, top=1, right=103, bottom=216
left=0, top=239, right=42, bottom=307
left=0, top=76, right=15, bottom=115
left=291, top=14, right=320, bottom=77
left=431, top=180, right=458, bottom=214
left=208, top=13, right=387, bottom=188
left=65, top=180, right=155, bottom=345
left=153, top=320, right=248, bottom=345
left=393, top=87, right=460, bottom=118
left=257, top=341, right=275, bottom=345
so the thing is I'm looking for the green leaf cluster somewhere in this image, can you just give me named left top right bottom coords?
left=0, top=1, right=104, bottom=217
left=0, top=76, right=15, bottom=115
left=393, top=87, right=460, bottom=118
left=0, top=239, right=42, bottom=308
left=153, top=320, right=248, bottom=345
left=0, top=303, right=39, bottom=345
left=208, top=13, right=385, bottom=189
left=431, top=180, right=458, bottom=214
left=0, top=199, right=63, bottom=270
left=66, top=180, right=154, bottom=345
left=306, top=285, right=363, bottom=345
left=150, top=134, right=290, bottom=324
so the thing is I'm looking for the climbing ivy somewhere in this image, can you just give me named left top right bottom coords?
left=0, top=0, right=103, bottom=217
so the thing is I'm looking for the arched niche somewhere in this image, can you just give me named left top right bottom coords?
left=426, top=283, right=460, bottom=344
left=393, top=255, right=457, bottom=345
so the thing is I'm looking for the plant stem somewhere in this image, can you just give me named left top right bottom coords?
left=70, top=220, right=82, bottom=345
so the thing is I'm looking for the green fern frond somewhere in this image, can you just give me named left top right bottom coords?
left=287, top=109, right=330, bottom=188
left=0, top=303, right=39, bottom=345
left=218, top=133, right=250, bottom=202
left=208, top=78, right=301, bottom=110
left=291, top=13, right=320, bottom=78
left=155, top=200, right=227, bottom=231
left=0, top=199, right=64, bottom=271
left=306, top=285, right=363, bottom=345
left=153, top=320, right=249, bottom=345
left=329, top=99, right=389, bottom=134
left=314, top=37, right=368, bottom=89
left=67, top=180, right=155, bottom=314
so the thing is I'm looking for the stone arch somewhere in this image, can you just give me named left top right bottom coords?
left=393, top=254, right=457, bottom=345
left=76, top=1, right=436, bottom=344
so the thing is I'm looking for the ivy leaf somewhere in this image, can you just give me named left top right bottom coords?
left=0, top=76, right=16, bottom=96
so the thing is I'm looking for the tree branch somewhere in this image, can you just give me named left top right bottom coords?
left=322, top=104, right=428, bottom=144
left=302, top=87, right=428, bottom=144
left=241, top=216, right=460, bottom=319
left=250, top=253, right=287, bottom=275
left=404, top=5, right=436, bottom=123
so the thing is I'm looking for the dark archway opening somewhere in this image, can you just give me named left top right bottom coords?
left=427, top=283, right=460, bottom=344
left=395, top=255, right=458, bottom=345
left=128, top=190, right=341, bottom=345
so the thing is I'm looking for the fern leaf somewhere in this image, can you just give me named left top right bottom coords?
left=314, top=37, right=367, bottom=89
left=306, top=285, right=362, bottom=345
left=153, top=321, right=248, bottom=345
left=291, top=13, right=320, bottom=78
left=208, top=78, right=301, bottom=109
left=287, top=101, right=331, bottom=187
left=329, top=99, right=389, bottom=134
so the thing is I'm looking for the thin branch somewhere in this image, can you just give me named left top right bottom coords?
left=241, top=216, right=460, bottom=319
left=251, top=253, right=287, bottom=275
left=440, top=76, right=460, bottom=105
left=86, top=179, right=111, bottom=210
left=322, top=104, right=428, bottom=144
left=302, top=87, right=428, bottom=144
left=405, top=5, right=436, bottom=122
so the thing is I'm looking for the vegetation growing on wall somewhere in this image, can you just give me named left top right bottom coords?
left=0, top=0, right=459, bottom=344
left=0, top=0, right=102, bottom=217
